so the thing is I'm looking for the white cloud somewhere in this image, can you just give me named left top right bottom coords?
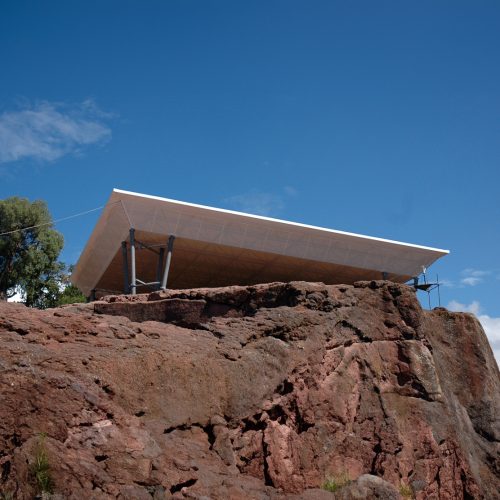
left=461, top=277, right=482, bottom=286
left=224, top=191, right=285, bottom=216
left=447, top=300, right=500, bottom=365
left=7, top=288, right=25, bottom=303
left=224, top=186, right=298, bottom=217
left=0, top=99, right=112, bottom=164
left=447, top=300, right=481, bottom=315
left=441, top=269, right=493, bottom=288
left=459, top=268, right=490, bottom=287
left=462, top=269, right=490, bottom=277
left=478, top=315, right=500, bottom=365
left=439, top=279, right=455, bottom=288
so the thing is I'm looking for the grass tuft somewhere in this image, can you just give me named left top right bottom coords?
left=399, top=482, right=413, bottom=498
left=321, top=471, right=351, bottom=492
left=31, top=433, right=54, bottom=495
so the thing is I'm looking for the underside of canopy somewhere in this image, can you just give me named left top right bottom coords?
left=72, top=189, right=449, bottom=297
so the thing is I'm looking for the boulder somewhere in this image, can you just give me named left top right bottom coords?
left=0, top=281, right=498, bottom=499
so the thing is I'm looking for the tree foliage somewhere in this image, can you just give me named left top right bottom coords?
left=0, top=196, right=84, bottom=308
left=53, top=265, right=86, bottom=306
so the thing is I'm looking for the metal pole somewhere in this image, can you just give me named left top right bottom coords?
left=129, top=228, right=137, bottom=295
left=156, top=247, right=165, bottom=290
left=160, top=235, right=175, bottom=290
left=121, top=241, right=129, bottom=294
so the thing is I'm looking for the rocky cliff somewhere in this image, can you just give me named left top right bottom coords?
left=0, top=281, right=499, bottom=499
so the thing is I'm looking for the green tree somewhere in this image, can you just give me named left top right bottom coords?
left=53, top=264, right=86, bottom=306
left=55, top=284, right=87, bottom=306
left=0, top=197, right=64, bottom=306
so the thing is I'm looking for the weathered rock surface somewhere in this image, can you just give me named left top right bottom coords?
left=0, top=280, right=499, bottom=499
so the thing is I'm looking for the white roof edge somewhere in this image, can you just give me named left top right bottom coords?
left=112, top=188, right=450, bottom=255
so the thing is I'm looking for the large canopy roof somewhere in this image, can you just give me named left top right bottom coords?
left=72, top=189, right=449, bottom=296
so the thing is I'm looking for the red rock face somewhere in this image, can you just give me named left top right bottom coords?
left=0, top=281, right=499, bottom=499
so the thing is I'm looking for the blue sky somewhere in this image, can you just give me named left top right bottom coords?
left=1, top=1, right=499, bottom=359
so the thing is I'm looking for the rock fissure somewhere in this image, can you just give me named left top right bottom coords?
left=339, top=319, right=372, bottom=342
left=169, top=478, right=197, bottom=494
left=370, top=441, right=383, bottom=475
left=262, top=434, right=274, bottom=487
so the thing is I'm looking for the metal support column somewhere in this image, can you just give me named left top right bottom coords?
left=156, top=247, right=165, bottom=290
left=160, top=235, right=175, bottom=290
left=121, top=241, right=130, bottom=294
left=129, top=228, right=137, bottom=295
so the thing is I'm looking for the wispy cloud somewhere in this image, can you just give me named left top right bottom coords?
left=283, top=185, right=298, bottom=197
left=224, top=186, right=298, bottom=217
left=461, top=277, right=482, bottom=286
left=459, top=268, right=490, bottom=287
left=438, top=278, right=455, bottom=288
left=447, top=300, right=500, bottom=365
left=439, top=269, right=493, bottom=289
left=0, top=99, right=112, bottom=164
left=224, top=191, right=285, bottom=216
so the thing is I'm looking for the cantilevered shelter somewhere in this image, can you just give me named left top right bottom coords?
left=72, top=189, right=449, bottom=298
